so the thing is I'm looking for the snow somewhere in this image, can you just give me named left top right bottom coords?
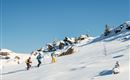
left=125, top=20, right=130, bottom=24
left=0, top=49, right=13, bottom=53
left=1, top=22, right=130, bottom=80
left=1, top=39, right=129, bottom=80
left=0, top=49, right=17, bottom=60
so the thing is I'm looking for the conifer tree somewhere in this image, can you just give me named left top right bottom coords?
left=104, top=24, right=110, bottom=36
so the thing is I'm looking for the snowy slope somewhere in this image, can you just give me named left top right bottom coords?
left=1, top=21, right=130, bottom=80
left=1, top=31, right=130, bottom=80
left=92, top=21, right=130, bottom=43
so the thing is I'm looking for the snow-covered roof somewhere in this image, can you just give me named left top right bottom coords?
left=46, top=43, right=53, bottom=46
left=80, top=35, right=88, bottom=38
left=67, top=37, right=75, bottom=42
left=60, top=40, right=65, bottom=43
left=0, top=49, right=13, bottom=53
left=55, top=40, right=64, bottom=45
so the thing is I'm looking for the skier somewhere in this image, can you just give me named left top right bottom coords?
left=112, top=61, right=120, bottom=74
left=51, top=51, right=56, bottom=63
left=36, top=52, right=43, bottom=67
left=25, top=57, right=32, bottom=70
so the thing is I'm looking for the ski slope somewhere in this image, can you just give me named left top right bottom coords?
left=1, top=30, right=130, bottom=80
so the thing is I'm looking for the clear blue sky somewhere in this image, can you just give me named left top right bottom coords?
left=0, top=0, right=129, bottom=53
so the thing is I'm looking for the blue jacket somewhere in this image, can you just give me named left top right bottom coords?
left=37, top=54, right=43, bottom=60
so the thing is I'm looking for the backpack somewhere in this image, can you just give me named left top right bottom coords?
left=25, top=59, right=29, bottom=64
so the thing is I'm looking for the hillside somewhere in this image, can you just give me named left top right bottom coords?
left=1, top=21, right=130, bottom=80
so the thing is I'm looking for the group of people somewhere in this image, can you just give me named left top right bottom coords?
left=25, top=50, right=121, bottom=73
left=25, top=50, right=57, bottom=70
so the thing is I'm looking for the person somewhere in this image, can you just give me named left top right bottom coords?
left=115, top=61, right=120, bottom=68
left=25, top=57, right=32, bottom=70
left=112, top=61, right=120, bottom=74
left=51, top=51, right=56, bottom=63
left=36, top=53, right=43, bottom=67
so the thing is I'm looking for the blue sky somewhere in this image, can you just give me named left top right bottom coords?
left=0, top=0, right=129, bottom=53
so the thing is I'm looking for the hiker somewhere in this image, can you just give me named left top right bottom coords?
left=25, top=57, right=32, bottom=70
left=112, top=61, right=120, bottom=74
left=36, top=52, right=43, bottom=67
left=115, top=61, right=120, bottom=68
left=51, top=51, right=56, bottom=63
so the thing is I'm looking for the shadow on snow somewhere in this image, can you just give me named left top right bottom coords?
left=1, top=66, right=37, bottom=75
left=98, top=70, right=112, bottom=76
